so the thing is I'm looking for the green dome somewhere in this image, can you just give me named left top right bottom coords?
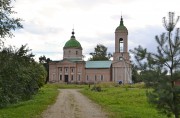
left=116, top=17, right=128, bottom=32
left=63, top=31, right=82, bottom=49
left=116, top=25, right=128, bottom=31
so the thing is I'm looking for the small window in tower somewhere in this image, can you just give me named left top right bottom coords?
left=119, top=38, right=124, bottom=52
left=119, top=57, right=123, bottom=61
left=76, top=51, right=78, bottom=55
left=69, top=50, right=71, bottom=53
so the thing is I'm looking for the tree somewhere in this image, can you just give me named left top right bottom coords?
left=0, top=0, right=47, bottom=108
left=0, top=0, right=22, bottom=46
left=89, top=44, right=112, bottom=61
left=131, top=12, right=180, bottom=118
left=0, top=45, right=47, bottom=108
left=131, top=64, right=142, bottom=83
left=39, top=55, right=51, bottom=83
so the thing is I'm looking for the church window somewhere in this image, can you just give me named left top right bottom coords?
left=101, top=75, right=103, bottom=81
left=59, top=67, right=62, bottom=72
left=76, top=51, right=78, bottom=55
left=69, top=50, right=71, bottom=53
left=78, top=75, right=81, bottom=81
left=87, top=75, right=89, bottom=81
left=65, top=68, right=68, bottom=73
left=71, top=68, right=74, bottom=73
left=78, top=67, right=82, bottom=73
left=71, top=75, right=73, bottom=81
left=59, top=75, right=62, bottom=81
left=95, top=75, right=97, bottom=81
left=119, top=38, right=124, bottom=52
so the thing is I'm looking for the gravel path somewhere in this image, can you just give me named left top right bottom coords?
left=42, top=89, right=108, bottom=118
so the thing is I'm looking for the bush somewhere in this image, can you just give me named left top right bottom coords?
left=0, top=45, right=47, bottom=108
left=91, top=85, right=102, bottom=92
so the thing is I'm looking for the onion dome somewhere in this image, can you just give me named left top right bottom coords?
left=63, top=29, right=82, bottom=49
left=116, top=16, right=128, bottom=32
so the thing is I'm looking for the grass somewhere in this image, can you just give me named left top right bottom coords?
left=0, top=84, right=59, bottom=118
left=50, top=83, right=88, bottom=89
left=0, top=83, right=170, bottom=118
left=0, top=83, right=88, bottom=118
left=81, top=83, right=168, bottom=118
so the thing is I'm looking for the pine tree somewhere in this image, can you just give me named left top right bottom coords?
left=131, top=12, right=180, bottom=118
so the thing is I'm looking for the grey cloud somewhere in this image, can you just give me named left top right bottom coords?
left=60, top=0, right=136, bottom=11
left=74, top=0, right=137, bottom=7
left=22, top=22, right=63, bottom=35
left=60, top=0, right=109, bottom=10
left=111, top=14, right=132, bottom=21
left=129, top=25, right=165, bottom=53
left=79, top=33, right=114, bottom=58
left=33, top=51, right=62, bottom=54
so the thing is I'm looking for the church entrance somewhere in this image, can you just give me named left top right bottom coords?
left=65, top=75, right=69, bottom=82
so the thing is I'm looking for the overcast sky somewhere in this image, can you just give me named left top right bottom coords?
left=6, top=0, right=180, bottom=61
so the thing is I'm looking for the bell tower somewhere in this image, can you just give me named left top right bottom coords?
left=113, top=16, right=129, bottom=61
left=112, top=16, right=132, bottom=84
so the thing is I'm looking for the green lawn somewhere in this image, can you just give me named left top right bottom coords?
left=0, top=83, right=88, bottom=118
left=0, top=84, right=59, bottom=118
left=81, top=85, right=168, bottom=118
left=0, top=83, right=169, bottom=118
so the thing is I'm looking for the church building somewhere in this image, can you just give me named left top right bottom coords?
left=49, top=17, right=132, bottom=84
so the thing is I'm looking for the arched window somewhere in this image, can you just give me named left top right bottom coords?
left=87, top=75, right=89, bottom=81
left=59, top=75, right=62, bottom=81
left=71, top=75, right=73, bottom=81
left=119, top=38, right=124, bottom=52
left=101, top=75, right=103, bottom=81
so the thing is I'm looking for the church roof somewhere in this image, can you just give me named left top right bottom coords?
left=63, top=30, right=82, bottom=49
left=85, top=61, right=112, bottom=69
left=49, top=58, right=84, bottom=64
left=116, top=16, right=128, bottom=32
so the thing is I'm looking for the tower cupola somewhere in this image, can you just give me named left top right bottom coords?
left=115, top=16, right=128, bottom=33
left=114, top=16, right=129, bottom=59
left=63, top=29, right=82, bottom=49
left=63, top=29, right=83, bottom=60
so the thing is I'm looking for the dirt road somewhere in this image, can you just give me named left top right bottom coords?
left=42, top=89, right=108, bottom=118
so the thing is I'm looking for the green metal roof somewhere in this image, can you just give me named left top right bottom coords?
left=63, top=31, right=82, bottom=49
left=63, top=58, right=83, bottom=62
left=116, top=25, right=127, bottom=31
left=50, top=58, right=84, bottom=63
left=116, top=17, right=128, bottom=31
left=85, top=61, right=112, bottom=69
